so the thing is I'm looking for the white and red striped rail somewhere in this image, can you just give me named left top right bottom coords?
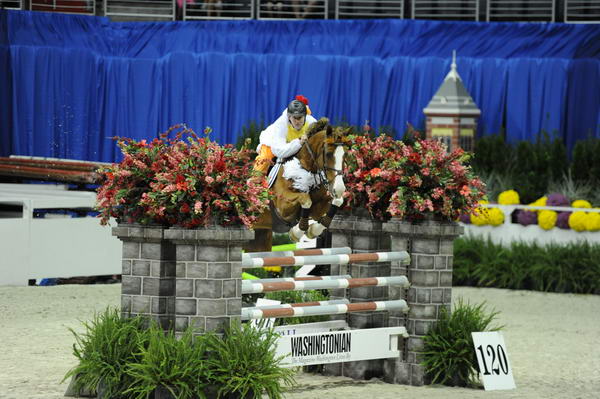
left=241, top=275, right=410, bottom=294
left=243, top=247, right=352, bottom=259
left=248, top=298, right=350, bottom=310
left=241, top=251, right=410, bottom=268
left=242, top=299, right=409, bottom=320
left=242, top=274, right=352, bottom=287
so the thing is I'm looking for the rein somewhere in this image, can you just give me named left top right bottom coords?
left=301, top=138, right=343, bottom=197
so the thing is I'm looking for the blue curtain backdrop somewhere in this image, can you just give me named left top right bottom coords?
left=1, top=10, right=599, bottom=162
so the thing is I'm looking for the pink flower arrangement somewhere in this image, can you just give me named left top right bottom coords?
left=343, top=134, right=486, bottom=222
left=96, top=125, right=271, bottom=228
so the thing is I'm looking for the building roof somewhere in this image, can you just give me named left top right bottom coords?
left=423, top=53, right=481, bottom=117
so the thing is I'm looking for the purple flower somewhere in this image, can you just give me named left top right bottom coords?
left=459, top=213, right=471, bottom=224
left=546, top=193, right=569, bottom=207
left=517, top=210, right=537, bottom=226
left=556, top=212, right=572, bottom=229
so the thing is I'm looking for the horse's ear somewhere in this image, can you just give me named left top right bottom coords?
left=326, top=125, right=333, bottom=137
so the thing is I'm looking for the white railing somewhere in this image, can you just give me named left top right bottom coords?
left=256, top=0, right=328, bottom=19
left=412, top=0, right=478, bottom=20
left=487, top=0, right=555, bottom=21
left=104, top=0, right=175, bottom=20
left=336, top=0, right=402, bottom=19
left=30, top=0, right=95, bottom=14
left=184, top=0, right=254, bottom=20
left=0, top=0, right=22, bottom=9
left=565, top=0, right=600, bottom=22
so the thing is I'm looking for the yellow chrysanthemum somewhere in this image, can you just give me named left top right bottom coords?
left=498, top=190, right=520, bottom=205
left=538, top=210, right=557, bottom=230
left=568, top=211, right=588, bottom=232
left=529, top=196, right=547, bottom=207
left=470, top=207, right=489, bottom=226
left=585, top=212, right=600, bottom=232
left=487, top=208, right=505, bottom=226
left=572, top=200, right=592, bottom=209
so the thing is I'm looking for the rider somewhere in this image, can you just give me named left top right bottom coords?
left=254, top=95, right=317, bottom=176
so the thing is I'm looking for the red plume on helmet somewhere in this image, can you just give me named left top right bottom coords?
left=295, top=95, right=309, bottom=105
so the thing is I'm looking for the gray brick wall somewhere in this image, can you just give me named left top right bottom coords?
left=382, top=219, right=463, bottom=386
left=323, top=210, right=392, bottom=380
left=113, top=225, right=176, bottom=330
left=114, top=224, right=252, bottom=334
left=166, top=226, right=253, bottom=335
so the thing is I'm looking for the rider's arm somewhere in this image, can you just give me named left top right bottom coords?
left=258, top=110, right=304, bottom=159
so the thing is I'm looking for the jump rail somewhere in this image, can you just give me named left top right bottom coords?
left=242, top=275, right=410, bottom=294
left=242, top=299, right=409, bottom=320
left=242, top=251, right=410, bottom=268
left=243, top=246, right=352, bottom=259
left=247, top=299, right=351, bottom=310
left=242, top=274, right=352, bottom=286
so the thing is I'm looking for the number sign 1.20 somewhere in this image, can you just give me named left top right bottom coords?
left=471, top=332, right=516, bottom=391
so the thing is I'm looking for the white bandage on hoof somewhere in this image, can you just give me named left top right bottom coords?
left=305, top=222, right=325, bottom=239
left=289, top=225, right=304, bottom=243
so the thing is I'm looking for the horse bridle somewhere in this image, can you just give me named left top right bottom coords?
left=302, top=138, right=344, bottom=197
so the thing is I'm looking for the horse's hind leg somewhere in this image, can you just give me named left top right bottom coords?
left=243, top=228, right=273, bottom=253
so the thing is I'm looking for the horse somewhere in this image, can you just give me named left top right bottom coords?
left=244, top=118, right=348, bottom=253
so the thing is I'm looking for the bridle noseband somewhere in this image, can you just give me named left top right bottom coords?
left=301, top=137, right=344, bottom=197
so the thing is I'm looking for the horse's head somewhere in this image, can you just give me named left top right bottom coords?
left=300, top=118, right=348, bottom=205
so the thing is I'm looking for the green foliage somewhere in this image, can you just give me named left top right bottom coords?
left=272, top=233, right=294, bottom=246
left=571, top=138, right=600, bottom=184
left=265, top=290, right=330, bottom=325
left=63, top=308, right=147, bottom=399
left=125, top=324, right=211, bottom=399
left=453, top=236, right=600, bottom=294
left=204, top=321, right=296, bottom=399
left=421, top=300, right=502, bottom=387
left=472, top=134, right=514, bottom=177
left=236, top=120, right=266, bottom=151
left=547, top=171, right=600, bottom=206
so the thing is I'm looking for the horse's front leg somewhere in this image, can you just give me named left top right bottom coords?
left=289, top=194, right=312, bottom=243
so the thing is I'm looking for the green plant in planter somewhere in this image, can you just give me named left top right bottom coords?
left=125, top=324, right=211, bottom=399
left=63, top=307, right=147, bottom=399
left=205, top=321, right=296, bottom=399
left=421, top=299, right=503, bottom=387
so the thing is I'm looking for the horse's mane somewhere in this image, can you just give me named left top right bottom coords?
left=307, top=117, right=330, bottom=138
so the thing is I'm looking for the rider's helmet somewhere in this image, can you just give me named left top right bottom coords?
left=287, top=99, right=307, bottom=117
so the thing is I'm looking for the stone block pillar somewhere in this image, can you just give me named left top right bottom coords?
left=165, top=227, right=253, bottom=335
left=382, top=219, right=463, bottom=386
left=113, top=225, right=176, bottom=330
left=323, top=210, right=391, bottom=380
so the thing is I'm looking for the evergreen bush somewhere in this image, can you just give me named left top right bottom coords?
left=421, top=300, right=502, bottom=387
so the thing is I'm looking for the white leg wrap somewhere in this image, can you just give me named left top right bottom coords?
left=289, top=224, right=304, bottom=243
left=306, top=222, right=326, bottom=239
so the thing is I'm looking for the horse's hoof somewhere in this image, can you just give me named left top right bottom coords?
left=289, top=226, right=303, bottom=242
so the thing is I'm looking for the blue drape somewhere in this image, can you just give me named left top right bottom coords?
left=1, top=10, right=599, bottom=162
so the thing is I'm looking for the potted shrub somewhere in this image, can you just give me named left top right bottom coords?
left=63, top=308, right=148, bottom=399
left=125, top=324, right=211, bottom=399
left=96, top=124, right=271, bottom=229
left=343, top=133, right=485, bottom=223
left=204, top=321, right=296, bottom=399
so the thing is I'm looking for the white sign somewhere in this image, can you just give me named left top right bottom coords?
left=274, top=320, right=348, bottom=336
left=472, top=332, right=516, bottom=390
left=250, top=298, right=280, bottom=329
left=275, top=327, right=407, bottom=367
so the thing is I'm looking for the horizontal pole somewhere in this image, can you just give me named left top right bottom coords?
left=242, top=274, right=352, bottom=285
left=242, top=276, right=410, bottom=294
left=242, top=299, right=409, bottom=320
left=243, top=247, right=351, bottom=259
left=247, top=299, right=350, bottom=310
left=242, top=251, right=410, bottom=268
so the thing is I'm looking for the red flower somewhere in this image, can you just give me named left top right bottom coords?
left=295, top=95, right=309, bottom=105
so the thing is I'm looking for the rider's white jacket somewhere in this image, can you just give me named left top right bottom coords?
left=257, top=109, right=317, bottom=159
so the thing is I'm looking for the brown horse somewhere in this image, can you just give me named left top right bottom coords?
left=244, top=118, right=348, bottom=253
